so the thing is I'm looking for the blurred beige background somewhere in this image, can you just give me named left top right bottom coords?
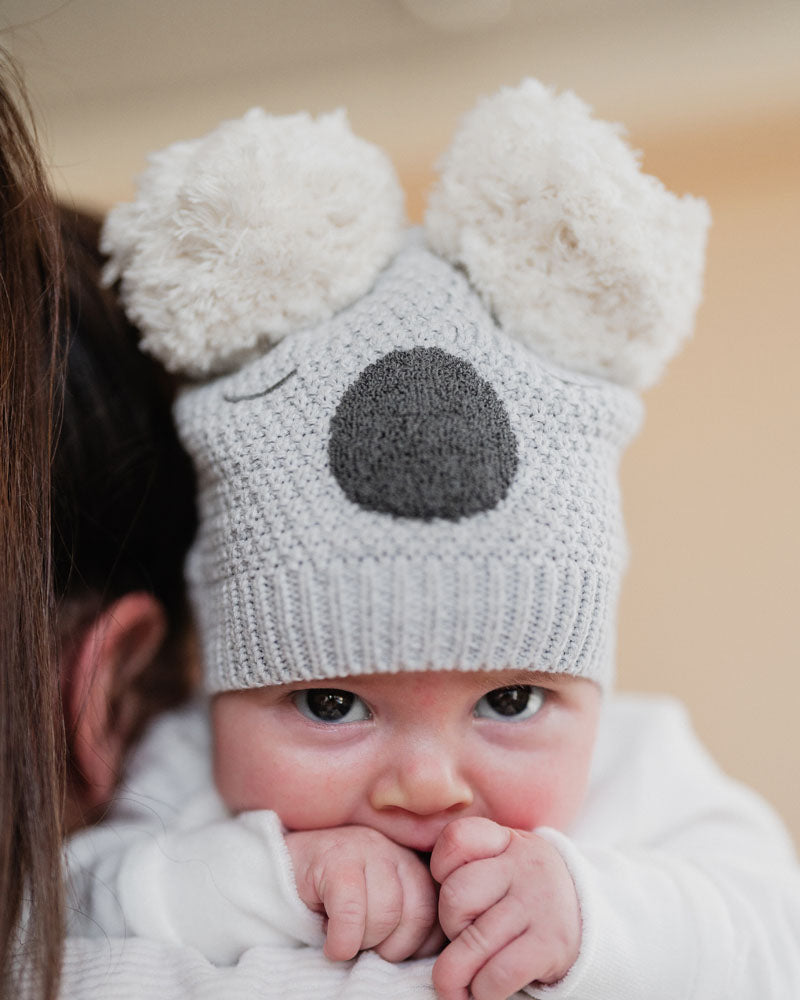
left=4, top=0, right=798, bottom=840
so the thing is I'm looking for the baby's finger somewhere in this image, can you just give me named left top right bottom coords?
left=430, top=817, right=510, bottom=884
left=432, top=895, right=527, bottom=1000
left=469, top=930, right=560, bottom=1000
left=411, top=921, right=447, bottom=959
left=361, top=860, right=404, bottom=953
left=321, top=864, right=368, bottom=961
left=375, top=862, right=438, bottom=962
left=437, top=856, right=508, bottom=941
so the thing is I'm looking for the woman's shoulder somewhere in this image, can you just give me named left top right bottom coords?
left=598, top=690, right=694, bottom=741
left=585, top=691, right=699, bottom=798
left=112, top=696, right=215, bottom=821
left=574, top=691, right=793, bottom=853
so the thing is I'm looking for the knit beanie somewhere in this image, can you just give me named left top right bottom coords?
left=102, top=80, right=710, bottom=693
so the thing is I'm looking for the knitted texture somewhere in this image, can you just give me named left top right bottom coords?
left=425, top=79, right=710, bottom=389
left=103, top=80, right=709, bottom=694
left=101, top=108, right=405, bottom=377
left=328, top=345, right=519, bottom=520
left=176, top=240, right=642, bottom=692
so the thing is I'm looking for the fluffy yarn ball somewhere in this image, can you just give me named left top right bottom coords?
left=425, top=79, right=711, bottom=389
left=102, top=108, right=406, bottom=377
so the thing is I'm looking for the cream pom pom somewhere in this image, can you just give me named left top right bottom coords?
left=425, top=79, right=710, bottom=389
left=102, top=108, right=406, bottom=377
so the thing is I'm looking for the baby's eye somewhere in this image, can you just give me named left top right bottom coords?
left=474, top=685, right=545, bottom=722
left=292, top=688, right=371, bottom=724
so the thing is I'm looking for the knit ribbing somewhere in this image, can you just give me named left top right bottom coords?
left=196, top=555, right=612, bottom=690
left=59, top=938, right=437, bottom=999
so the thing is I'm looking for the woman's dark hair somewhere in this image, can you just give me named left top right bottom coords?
left=0, top=54, right=197, bottom=1000
left=54, top=207, right=198, bottom=740
left=1, top=52, right=64, bottom=1000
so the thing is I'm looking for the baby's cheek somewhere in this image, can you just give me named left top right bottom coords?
left=485, top=762, right=590, bottom=833
left=211, top=714, right=288, bottom=814
left=491, top=784, right=563, bottom=831
left=213, top=745, right=267, bottom=813
left=218, top=752, right=351, bottom=829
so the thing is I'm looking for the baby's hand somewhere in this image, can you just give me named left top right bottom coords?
left=431, top=817, right=581, bottom=1000
left=286, top=826, right=441, bottom=962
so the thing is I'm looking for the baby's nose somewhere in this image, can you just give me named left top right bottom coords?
left=328, top=346, right=518, bottom=521
left=369, top=749, right=474, bottom=816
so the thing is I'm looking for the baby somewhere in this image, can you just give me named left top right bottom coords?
left=66, top=81, right=800, bottom=999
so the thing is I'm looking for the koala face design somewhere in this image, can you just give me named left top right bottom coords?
left=176, top=242, right=641, bottom=690
left=103, top=80, right=706, bottom=691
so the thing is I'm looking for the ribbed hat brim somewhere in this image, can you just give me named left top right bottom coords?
left=198, top=554, right=616, bottom=692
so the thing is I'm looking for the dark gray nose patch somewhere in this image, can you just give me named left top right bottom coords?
left=328, top=347, right=518, bottom=521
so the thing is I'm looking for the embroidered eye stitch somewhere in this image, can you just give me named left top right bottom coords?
left=223, top=369, right=298, bottom=404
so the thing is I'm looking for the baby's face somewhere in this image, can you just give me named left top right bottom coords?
left=212, top=670, right=600, bottom=852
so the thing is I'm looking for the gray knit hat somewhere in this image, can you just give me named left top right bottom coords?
left=102, top=80, right=709, bottom=692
